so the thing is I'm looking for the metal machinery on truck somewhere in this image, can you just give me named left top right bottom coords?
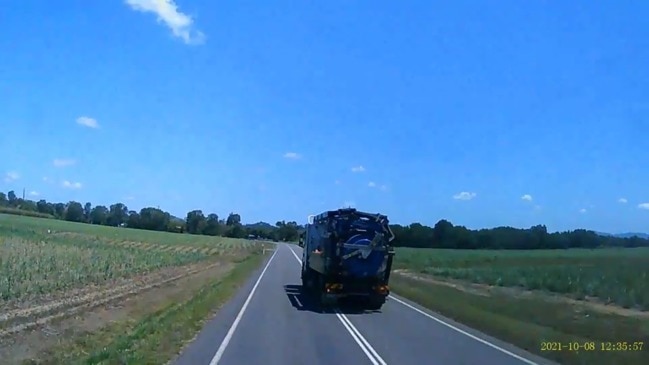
left=298, top=208, right=396, bottom=309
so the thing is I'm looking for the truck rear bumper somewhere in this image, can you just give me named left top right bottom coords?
left=323, top=283, right=390, bottom=297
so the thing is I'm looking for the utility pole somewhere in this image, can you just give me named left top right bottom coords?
left=22, top=188, right=25, bottom=200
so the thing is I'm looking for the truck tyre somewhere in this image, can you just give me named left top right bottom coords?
left=302, top=268, right=314, bottom=291
left=366, top=296, right=385, bottom=310
left=320, top=293, right=336, bottom=309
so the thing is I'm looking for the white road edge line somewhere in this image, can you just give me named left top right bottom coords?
left=208, top=248, right=278, bottom=365
left=388, top=295, right=539, bottom=365
left=287, top=245, right=387, bottom=365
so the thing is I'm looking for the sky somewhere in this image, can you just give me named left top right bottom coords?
left=1, top=0, right=648, bottom=233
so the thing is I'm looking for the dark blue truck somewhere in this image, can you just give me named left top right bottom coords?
left=298, top=208, right=396, bottom=310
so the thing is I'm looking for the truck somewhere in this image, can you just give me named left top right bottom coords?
left=298, top=208, right=396, bottom=310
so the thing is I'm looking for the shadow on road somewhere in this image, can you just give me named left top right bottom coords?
left=283, top=284, right=382, bottom=315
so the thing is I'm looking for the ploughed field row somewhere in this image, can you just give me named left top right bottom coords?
left=0, top=232, right=259, bottom=301
left=0, top=260, right=228, bottom=338
left=395, top=247, right=649, bottom=310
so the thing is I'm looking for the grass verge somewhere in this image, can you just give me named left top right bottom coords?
left=390, top=274, right=649, bottom=365
left=24, top=251, right=269, bottom=365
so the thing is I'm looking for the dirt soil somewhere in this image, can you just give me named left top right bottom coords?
left=0, top=258, right=236, bottom=365
left=392, top=269, right=649, bottom=318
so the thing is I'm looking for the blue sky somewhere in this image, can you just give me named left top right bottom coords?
left=1, top=1, right=647, bottom=233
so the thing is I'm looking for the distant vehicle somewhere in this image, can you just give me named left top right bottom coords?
left=298, top=208, right=396, bottom=310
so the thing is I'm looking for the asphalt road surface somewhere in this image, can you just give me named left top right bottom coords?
left=173, top=243, right=557, bottom=365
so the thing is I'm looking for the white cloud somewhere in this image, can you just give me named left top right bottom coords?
left=4, top=171, right=19, bottom=183
left=579, top=208, right=587, bottom=214
left=618, top=198, right=628, bottom=204
left=638, top=203, right=649, bottom=210
left=334, top=180, right=341, bottom=185
left=125, top=0, right=205, bottom=45
left=521, top=194, right=533, bottom=202
left=453, top=191, right=476, bottom=201
left=76, top=116, right=99, bottom=129
left=351, top=165, right=365, bottom=173
left=283, top=152, right=301, bottom=160
left=124, top=196, right=136, bottom=201
left=53, top=158, right=76, bottom=167
left=62, top=180, right=83, bottom=189
left=367, top=181, right=389, bottom=192
left=29, top=191, right=39, bottom=197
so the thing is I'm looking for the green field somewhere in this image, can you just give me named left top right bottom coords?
left=395, top=247, right=649, bottom=310
left=0, top=214, right=261, bottom=301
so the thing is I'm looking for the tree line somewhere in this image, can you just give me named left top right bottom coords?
left=1, top=189, right=648, bottom=249
left=0, top=190, right=300, bottom=241
left=389, top=220, right=649, bottom=249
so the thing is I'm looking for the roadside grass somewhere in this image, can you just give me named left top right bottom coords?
left=24, top=251, right=268, bottom=365
left=390, top=273, right=649, bottom=365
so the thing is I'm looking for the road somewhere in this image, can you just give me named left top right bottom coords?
left=173, top=243, right=557, bottom=365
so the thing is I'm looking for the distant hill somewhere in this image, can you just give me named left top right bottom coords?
left=170, top=215, right=185, bottom=223
left=596, top=231, right=649, bottom=239
left=245, top=221, right=276, bottom=230
left=614, top=232, right=649, bottom=239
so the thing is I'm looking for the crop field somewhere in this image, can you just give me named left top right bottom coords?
left=0, top=213, right=267, bottom=363
left=0, top=215, right=261, bottom=301
left=394, top=247, right=649, bottom=310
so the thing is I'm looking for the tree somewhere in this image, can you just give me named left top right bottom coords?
left=126, top=210, right=140, bottom=228
left=90, top=205, right=109, bottom=225
left=203, top=213, right=221, bottom=236
left=224, top=224, right=246, bottom=238
left=226, top=213, right=241, bottom=226
left=36, top=200, right=54, bottom=215
left=185, top=210, right=206, bottom=234
left=53, top=203, right=66, bottom=218
left=139, top=207, right=170, bottom=231
left=433, top=219, right=454, bottom=248
left=19, top=199, right=37, bottom=212
left=107, top=203, right=129, bottom=226
left=64, top=201, right=84, bottom=222
left=275, top=220, right=299, bottom=241
left=7, top=190, right=17, bottom=206
left=84, top=202, right=92, bottom=223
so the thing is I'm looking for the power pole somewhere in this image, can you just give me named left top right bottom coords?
left=22, top=188, right=25, bottom=200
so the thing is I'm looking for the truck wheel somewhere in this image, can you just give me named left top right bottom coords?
left=320, top=293, right=336, bottom=309
left=302, top=269, right=314, bottom=291
left=366, top=296, right=385, bottom=310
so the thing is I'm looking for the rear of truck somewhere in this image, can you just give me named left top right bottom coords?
left=299, top=208, right=396, bottom=309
